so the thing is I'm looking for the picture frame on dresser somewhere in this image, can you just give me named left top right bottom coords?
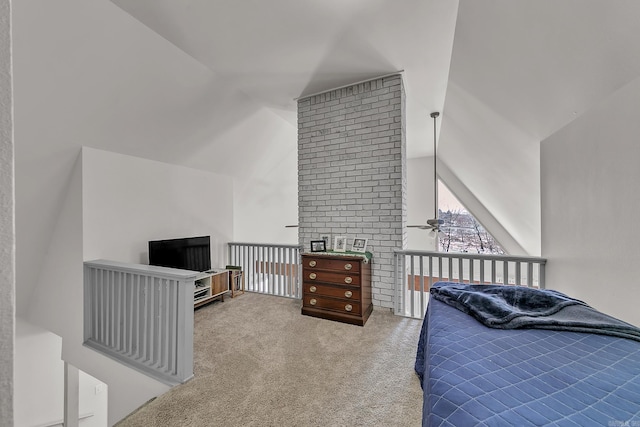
left=351, top=238, right=368, bottom=253
left=334, top=235, right=347, bottom=252
left=321, top=235, right=331, bottom=250
left=310, top=240, right=326, bottom=252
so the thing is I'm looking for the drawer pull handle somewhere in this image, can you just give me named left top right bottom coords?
left=345, top=304, right=353, bottom=312
left=309, top=273, right=317, bottom=280
left=344, top=277, right=352, bottom=284
left=309, top=260, right=317, bottom=267
left=310, top=298, right=317, bottom=306
left=310, top=286, right=317, bottom=293
left=344, top=290, right=353, bottom=298
left=344, top=263, right=352, bottom=270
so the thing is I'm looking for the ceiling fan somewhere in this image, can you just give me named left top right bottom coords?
left=408, top=111, right=444, bottom=233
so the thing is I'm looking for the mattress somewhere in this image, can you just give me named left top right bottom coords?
left=415, top=298, right=640, bottom=426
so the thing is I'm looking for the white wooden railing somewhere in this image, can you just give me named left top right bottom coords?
left=83, top=260, right=197, bottom=385
left=228, top=243, right=302, bottom=299
left=393, top=250, right=547, bottom=319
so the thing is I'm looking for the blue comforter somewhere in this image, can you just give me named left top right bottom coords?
left=416, top=286, right=640, bottom=426
left=430, top=282, right=640, bottom=342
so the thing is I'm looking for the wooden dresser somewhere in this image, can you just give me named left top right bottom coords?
left=301, top=253, right=372, bottom=326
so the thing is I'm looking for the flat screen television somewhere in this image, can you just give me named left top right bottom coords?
left=148, top=235, right=211, bottom=272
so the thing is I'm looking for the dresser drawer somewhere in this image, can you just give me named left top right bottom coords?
left=303, top=283, right=360, bottom=300
left=303, top=257, right=360, bottom=273
left=303, top=295, right=362, bottom=316
left=303, top=269, right=360, bottom=286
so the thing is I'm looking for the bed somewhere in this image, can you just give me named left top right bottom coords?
left=415, top=282, right=640, bottom=426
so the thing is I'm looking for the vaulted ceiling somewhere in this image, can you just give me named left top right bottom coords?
left=109, top=0, right=640, bottom=155
left=109, top=0, right=459, bottom=158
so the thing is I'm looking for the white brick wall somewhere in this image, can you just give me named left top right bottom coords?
left=297, top=75, right=406, bottom=309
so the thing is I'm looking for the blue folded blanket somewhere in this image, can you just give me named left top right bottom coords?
left=430, top=282, right=640, bottom=342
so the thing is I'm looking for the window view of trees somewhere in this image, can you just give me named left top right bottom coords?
left=438, top=181, right=505, bottom=254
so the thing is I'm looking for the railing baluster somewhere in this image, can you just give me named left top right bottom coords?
left=125, top=273, right=132, bottom=356
left=268, top=247, right=273, bottom=294
left=393, top=252, right=400, bottom=315
left=419, top=256, right=425, bottom=318
left=503, top=261, right=509, bottom=285
left=491, top=260, right=496, bottom=284
left=409, top=255, right=415, bottom=318
left=402, top=254, right=407, bottom=316
left=116, top=272, right=122, bottom=352
left=252, top=246, right=257, bottom=292
left=277, top=247, right=282, bottom=296
left=515, top=262, right=522, bottom=286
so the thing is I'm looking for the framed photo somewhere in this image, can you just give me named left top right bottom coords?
left=310, top=240, right=326, bottom=252
left=334, top=235, right=347, bottom=252
left=351, top=237, right=368, bottom=253
left=321, top=235, right=331, bottom=250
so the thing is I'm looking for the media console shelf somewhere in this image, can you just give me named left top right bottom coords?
left=194, top=270, right=230, bottom=308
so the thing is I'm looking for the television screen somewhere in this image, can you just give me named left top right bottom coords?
left=148, top=236, right=211, bottom=272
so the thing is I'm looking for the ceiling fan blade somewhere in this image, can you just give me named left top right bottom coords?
left=284, top=225, right=299, bottom=228
left=409, top=225, right=437, bottom=230
left=407, top=225, right=433, bottom=230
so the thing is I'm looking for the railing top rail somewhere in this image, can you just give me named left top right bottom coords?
left=228, top=242, right=303, bottom=250
left=84, top=259, right=202, bottom=280
left=393, top=249, right=546, bottom=264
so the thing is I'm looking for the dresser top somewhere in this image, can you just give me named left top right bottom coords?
left=302, top=250, right=372, bottom=263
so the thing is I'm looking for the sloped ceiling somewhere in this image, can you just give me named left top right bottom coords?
left=438, top=0, right=640, bottom=255
left=109, top=0, right=460, bottom=158
left=448, top=0, right=640, bottom=141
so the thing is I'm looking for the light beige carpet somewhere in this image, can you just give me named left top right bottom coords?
left=116, top=293, right=424, bottom=427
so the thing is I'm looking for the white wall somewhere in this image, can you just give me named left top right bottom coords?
left=79, top=370, right=108, bottom=427
left=15, top=320, right=63, bottom=427
left=0, top=0, right=14, bottom=423
left=229, top=109, right=298, bottom=245
left=82, top=147, right=233, bottom=267
left=406, top=157, right=437, bottom=251
left=541, top=76, right=640, bottom=327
